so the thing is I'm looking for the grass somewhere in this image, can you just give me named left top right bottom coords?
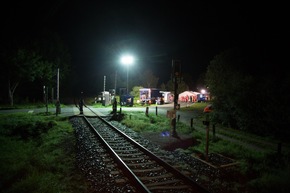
left=0, top=113, right=89, bottom=193
left=120, top=103, right=290, bottom=193
left=1, top=102, right=290, bottom=193
left=0, top=103, right=67, bottom=110
left=120, top=111, right=192, bottom=133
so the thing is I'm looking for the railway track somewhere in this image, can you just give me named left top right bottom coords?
left=71, top=112, right=210, bottom=193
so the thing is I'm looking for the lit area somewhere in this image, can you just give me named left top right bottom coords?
left=120, top=55, right=135, bottom=95
left=120, top=55, right=134, bottom=65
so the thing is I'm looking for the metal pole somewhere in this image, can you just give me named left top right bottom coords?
left=57, top=68, right=59, bottom=101
left=206, top=125, right=209, bottom=161
left=56, top=68, right=61, bottom=115
left=103, top=76, right=106, bottom=106
left=205, top=114, right=210, bottom=161
left=104, top=76, right=106, bottom=92
left=126, top=66, right=129, bottom=94
left=191, top=118, right=193, bottom=128
left=51, top=88, right=54, bottom=102
left=172, top=62, right=178, bottom=137
left=114, top=71, right=117, bottom=96
left=46, top=86, right=48, bottom=114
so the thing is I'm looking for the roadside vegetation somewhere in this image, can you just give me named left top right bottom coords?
left=120, top=102, right=290, bottom=193
left=1, top=101, right=289, bottom=193
left=0, top=103, right=66, bottom=110
left=0, top=113, right=90, bottom=193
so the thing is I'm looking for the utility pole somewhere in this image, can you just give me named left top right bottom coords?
left=171, top=59, right=181, bottom=138
left=203, top=114, right=210, bottom=161
left=102, top=75, right=106, bottom=106
left=43, top=86, right=48, bottom=114
left=56, top=68, right=61, bottom=115
left=114, top=71, right=117, bottom=96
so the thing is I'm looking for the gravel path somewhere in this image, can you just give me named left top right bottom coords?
left=71, top=115, right=241, bottom=193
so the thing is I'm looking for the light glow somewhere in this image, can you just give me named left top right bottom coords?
left=121, top=55, right=134, bottom=65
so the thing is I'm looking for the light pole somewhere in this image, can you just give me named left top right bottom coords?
left=120, top=55, right=134, bottom=94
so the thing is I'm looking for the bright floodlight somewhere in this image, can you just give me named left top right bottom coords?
left=121, top=55, right=134, bottom=65
left=120, top=55, right=135, bottom=95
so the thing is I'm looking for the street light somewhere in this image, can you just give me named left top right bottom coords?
left=120, top=55, right=134, bottom=94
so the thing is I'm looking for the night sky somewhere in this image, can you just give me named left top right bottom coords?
left=3, top=1, right=287, bottom=95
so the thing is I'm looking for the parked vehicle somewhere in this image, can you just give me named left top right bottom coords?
left=120, top=94, right=134, bottom=106
left=160, top=91, right=174, bottom=104
left=197, top=94, right=207, bottom=102
left=139, top=88, right=160, bottom=104
left=139, top=88, right=173, bottom=105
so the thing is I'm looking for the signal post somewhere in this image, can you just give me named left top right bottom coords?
left=171, top=59, right=181, bottom=138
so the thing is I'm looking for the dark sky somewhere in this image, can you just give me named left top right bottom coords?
left=3, top=1, right=287, bottom=95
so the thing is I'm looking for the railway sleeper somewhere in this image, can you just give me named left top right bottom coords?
left=118, top=152, right=144, bottom=157
left=126, top=162, right=157, bottom=167
left=121, top=157, right=149, bottom=161
left=145, top=179, right=184, bottom=187
left=139, top=173, right=173, bottom=180
left=132, top=166, right=165, bottom=173
left=149, top=184, right=192, bottom=190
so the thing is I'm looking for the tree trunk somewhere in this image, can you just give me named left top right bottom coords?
left=8, top=81, right=19, bottom=107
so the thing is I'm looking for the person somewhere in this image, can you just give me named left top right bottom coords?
left=112, top=98, right=117, bottom=114
left=79, top=98, right=83, bottom=114
left=78, top=92, right=87, bottom=114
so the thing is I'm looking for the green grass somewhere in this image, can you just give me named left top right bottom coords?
left=1, top=102, right=290, bottom=193
left=120, top=104, right=290, bottom=193
left=0, top=113, right=89, bottom=193
left=120, top=111, right=192, bottom=133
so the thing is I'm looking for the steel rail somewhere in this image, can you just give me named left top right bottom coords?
left=93, top=115, right=210, bottom=193
left=82, top=115, right=151, bottom=193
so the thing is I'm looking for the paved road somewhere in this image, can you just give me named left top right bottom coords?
left=0, top=103, right=192, bottom=120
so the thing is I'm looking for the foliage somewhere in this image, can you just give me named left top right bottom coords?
left=120, top=104, right=290, bottom=193
left=130, top=86, right=144, bottom=100
left=0, top=113, right=89, bottom=193
left=165, top=78, right=189, bottom=94
left=1, top=29, right=71, bottom=106
left=30, top=30, right=71, bottom=86
left=139, top=69, right=159, bottom=88
left=5, top=49, right=48, bottom=106
left=205, top=47, right=290, bottom=138
left=121, top=111, right=192, bottom=133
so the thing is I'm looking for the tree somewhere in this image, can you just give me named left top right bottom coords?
left=205, top=47, right=290, bottom=138
left=30, top=30, right=71, bottom=90
left=206, top=48, right=257, bottom=129
left=139, top=69, right=159, bottom=88
left=2, top=30, right=71, bottom=106
left=6, top=49, right=50, bottom=106
left=131, top=86, right=143, bottom=101
left=165, top=78, right=188, bottom=94
left=160, top=83, right=166, bottom=90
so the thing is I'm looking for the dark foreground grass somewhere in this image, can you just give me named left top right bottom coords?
left=0, top=113, right=89, bottom=193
